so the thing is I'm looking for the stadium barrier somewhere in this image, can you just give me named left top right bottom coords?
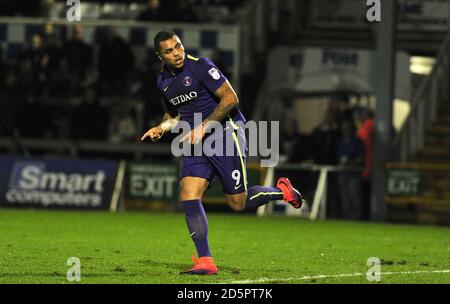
left=2, top=153, right=448, bottom=225
left=385, top=162, right=450, bottom=225
left=0, top=151, right=264, bottom=212
left=125, top=160, right=179, bottom=211
left=124, top=160, right=264, bottom=210
left=259, top=162, right=450, bottom=225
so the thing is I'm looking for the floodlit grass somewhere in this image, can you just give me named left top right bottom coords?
left=0, top=209, right=449, bottom=284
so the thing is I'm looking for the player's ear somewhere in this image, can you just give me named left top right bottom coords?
left=156, top=51, right=163, bottom=62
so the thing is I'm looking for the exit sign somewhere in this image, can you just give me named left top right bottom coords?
left=386, top=169, right=422, bottom=196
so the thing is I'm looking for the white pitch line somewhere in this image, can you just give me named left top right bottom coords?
left=229, top=269, right=450, bottom=284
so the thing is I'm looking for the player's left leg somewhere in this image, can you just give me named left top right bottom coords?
left=179, top=176, right=218, bottom=275
left=178, top=156, right=217, bottom=275
left=226, top=181, right=303, bottom=211
left=211, top=149, right=303, bottom=211
left=212, top=127, right=304, bottom=211
left=226, top=188, right=282, bottom=211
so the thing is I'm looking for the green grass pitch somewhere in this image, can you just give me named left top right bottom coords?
left=0, top=208, right=449, bottom=284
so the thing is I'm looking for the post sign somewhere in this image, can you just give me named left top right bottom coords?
left=386, top=169, right=423, bottom=196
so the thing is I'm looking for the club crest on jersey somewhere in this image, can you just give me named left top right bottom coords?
left=208, top=67, right=221, bottom=80
left=183, top=76, right=192, bottom=86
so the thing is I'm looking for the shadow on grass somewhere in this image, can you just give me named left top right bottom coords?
left=0, top=259, right=244, bottom=280
left=137, top=259, right=243, bottom=274
left=0, top=273, right=151, bottom=278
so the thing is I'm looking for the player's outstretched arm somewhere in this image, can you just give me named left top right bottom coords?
left=141, top=112, right=180, bottom=142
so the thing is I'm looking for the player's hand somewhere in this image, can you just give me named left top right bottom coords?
left=181, top=124, right=206, bottom=145
left=141, top=126, right=164, bottom=142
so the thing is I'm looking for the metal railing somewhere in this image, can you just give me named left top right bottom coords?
left=395, top=34, right=450, bottom=162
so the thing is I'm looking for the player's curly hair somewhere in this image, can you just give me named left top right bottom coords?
left=154, top=30, right=179, bottom=53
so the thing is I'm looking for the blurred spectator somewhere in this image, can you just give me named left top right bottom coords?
left=115, top=107, right=138, bottom=143
left=0, top=45, right=6, bottom=129
left=311, top=109, right=340, bottom=165
left=140, top=55, right=166, bottom=127
left=97, top=27, right=135, bottom=97
left=62, top=23, right=93, bottom=96
left=39, top=0, right=56, bottom=18
left=41, top=21, right=62, bottom=71
left=0, top=45, right=5, bottom=85
left=15, top=101, right=55, bottom=138
left=0, top=0, right=43, bottom=17
left=357, top=109, right=375, bottom=221
left=7, top=129, right=29, bottom=157
left=176, top=1, right=200, bottom=23
left=281, top=118, right=310, bottom=163
left=22, top=34, right=49, bottom=99
left=70, top=88, right=109, bottom=141
left=211, top=49, right=231, bottom=79
left=3, top=52, right=32, bottom=131
left=336, top=120, right=365, bottom=220
left=137, top=0, right=199, bottom=23
left=137, top=0, right=169, bottom=22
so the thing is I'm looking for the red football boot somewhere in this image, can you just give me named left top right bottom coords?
left=180, top=255, right=218, bottom=275
left=276, top=177, right=305, bottom=209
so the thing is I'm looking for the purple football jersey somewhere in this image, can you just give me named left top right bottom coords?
left=157, top=55, right=246, bottom=128
left=157, top=55, right=248, bottom=194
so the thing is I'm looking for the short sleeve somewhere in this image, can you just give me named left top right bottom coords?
left=197, top=58, right=227, bottom=94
